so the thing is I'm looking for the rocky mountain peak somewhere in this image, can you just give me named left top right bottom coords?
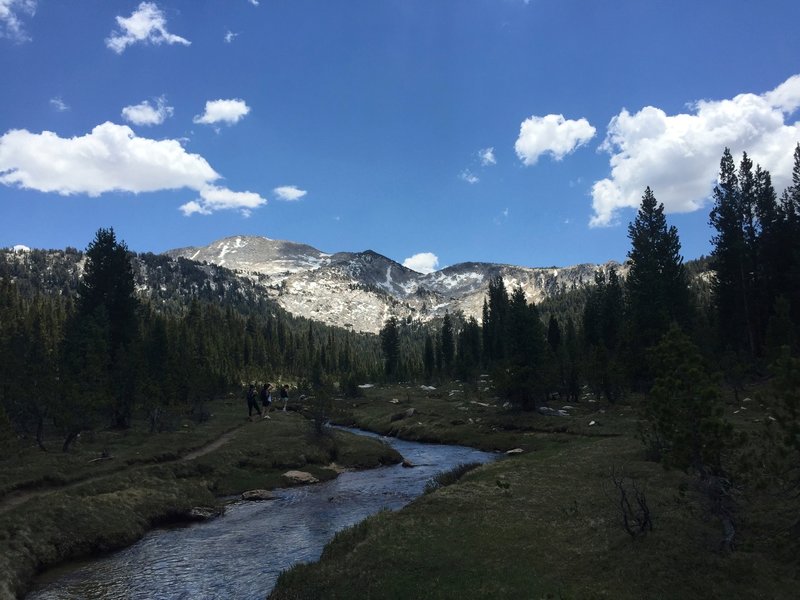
left=166, top=235, right=625, bottom=333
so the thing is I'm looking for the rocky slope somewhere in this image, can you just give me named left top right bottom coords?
left=166, top=236, right=626, bottom=333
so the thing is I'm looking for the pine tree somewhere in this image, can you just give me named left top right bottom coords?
left=423, top=333, right=435, bottom=382
left=73, top=228, right=140, bottom=428
left=497, top=287, right=549, bottom=410
left=627, top=186, right=690, bottom=352
left=779, top=144, right=800, bottom=332
left=380, top=317, right=401, bottom=381
left=456, top=316, right=481, bottom=382
left=483, top=276, right=508, bottom=365
left=440, top=312, right=455, bottom=376
left=78, top=228, right=138, bottom=354
left=641, top=326, right=731, bottom=473
left=547, top=315, right=561, bottom=353
left=710, top=150, right=757, bottom=356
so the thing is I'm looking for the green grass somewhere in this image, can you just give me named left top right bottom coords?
left=272, top=382, right=799, bottom=600
left=0, top=399, right=400, bottom=599
left=0, top=397, right=246, bottom=496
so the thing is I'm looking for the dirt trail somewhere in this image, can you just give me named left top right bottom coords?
left=0, top=419, right=255, bottom=516
left=180, top=423, right=246, bottom=461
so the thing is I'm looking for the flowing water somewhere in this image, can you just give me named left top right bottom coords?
left=27, top=429, right=496, bottom=600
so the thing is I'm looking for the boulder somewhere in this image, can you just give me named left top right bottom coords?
left=186, top=506, right=223, bottom=521
left=401, top=458, right=415, bottom=468
left=282, top=470, right=319, bottom=484
left=241, top=489, right=275, bottom=501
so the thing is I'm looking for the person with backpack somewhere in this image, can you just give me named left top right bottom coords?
left=246, top=383, right=262, bottom=418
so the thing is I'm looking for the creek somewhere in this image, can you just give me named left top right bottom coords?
left=26, top=428, right=496, bottom=600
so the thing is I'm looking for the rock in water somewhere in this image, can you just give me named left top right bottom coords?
left=241, top=489, right=275, bottom=501
left=282, top=470, right=320, bottom=484
left=187, top=506, right=223, bottom=521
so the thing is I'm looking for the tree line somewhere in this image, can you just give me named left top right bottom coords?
left=378, top=144, right=800, bottom=547
left=381, top=144, right=800, bottom=410
left=0, top=229, right=383, bottom=451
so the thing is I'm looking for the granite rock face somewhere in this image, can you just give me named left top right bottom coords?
left=167, top=235, right=627, bottom=333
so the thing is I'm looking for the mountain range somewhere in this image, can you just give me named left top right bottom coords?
left=166, top=236, right=625, bottom=333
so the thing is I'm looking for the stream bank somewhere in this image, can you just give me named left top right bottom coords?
left=26, top=430, right=496, bottom=599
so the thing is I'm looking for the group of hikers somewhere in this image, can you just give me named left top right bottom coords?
left=246, top=382, right=290, bottom=419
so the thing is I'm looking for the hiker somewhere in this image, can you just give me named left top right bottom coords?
left=246, top=383, right=262, bottom=417
left=280, top=384, right=289, bottom=412
left=260, top=383, right=273, bottom=415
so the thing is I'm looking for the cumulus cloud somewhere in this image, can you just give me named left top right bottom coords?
left=0, top=0, right=36, bottom=41
left=273, top=185, right=307, bottom=201
left=49, top=97, right=68, bottom=112
left=590, top=74, right=800, bottom=227
left=193, top=99, right=250, bottom=126
left=460, top=169, right=479, bottom=184
left=247, top=0, right=259, bottom=5
left=224, top=30, right=237, bottom=43
left=106, top=2, right=190, bottom=54
left=121, top=96, right=173, bottom=126
left=403, top=252, right=439, bottom=274
left=479, top=147, right=496, bottom=166
left=0, top=121, right=265, bottom=215
left=181, top=185, right=265, bottom=217
left=515, top=114, right=596, bottom=165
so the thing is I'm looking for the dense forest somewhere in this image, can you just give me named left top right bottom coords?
left=0, top=232, right=383, bottom=451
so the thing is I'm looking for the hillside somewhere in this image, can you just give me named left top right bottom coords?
left=166, top=235, right=628, bottom=333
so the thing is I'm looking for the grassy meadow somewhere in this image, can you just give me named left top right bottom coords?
left=0, top=397, right=400, bottom=599
left=273, top=382, right=798, bottom=600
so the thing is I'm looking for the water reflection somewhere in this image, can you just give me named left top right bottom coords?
left=28, top=430, right=496, bottom=600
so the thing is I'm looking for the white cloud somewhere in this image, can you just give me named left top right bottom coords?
left=181, top=185, right=265, bottom=217
left=479, top=147, right=496, bottom=166
left=273, top=185, right=307, bottom=201
left=403, top=252, right=439, bottom=274
left=106, top=2, right=190, bottom=54
left=460, top=169, right=479, bottom=184
left=224, top=30, right=237, bottom=43
left=247, top=0, right=259, bottom=5
left=0, top=0, right=36, bottom=42
left=121, top=96, right=173, bottom=126
left=515, top=113, right=596, bottom=165
left=49, top=96, right=68, bottom=112
left=0, top=121, right=265, bottom=216
left=590, top=74, right=800, bottom=227
left=193, top=99, right=250, bottom=126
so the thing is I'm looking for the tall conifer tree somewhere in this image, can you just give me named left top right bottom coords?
left=627, top=187, right=690, bottom=351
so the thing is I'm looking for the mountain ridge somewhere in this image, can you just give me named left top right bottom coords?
left=165, top=235, right=626, bottom=333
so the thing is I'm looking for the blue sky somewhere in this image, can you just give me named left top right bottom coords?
left=1, top=0, right=799, bottom=272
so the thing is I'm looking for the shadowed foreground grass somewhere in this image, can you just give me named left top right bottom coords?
left=0, top=399, right=400, bottom=599
left=272, top=383, right=798, bottom=600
